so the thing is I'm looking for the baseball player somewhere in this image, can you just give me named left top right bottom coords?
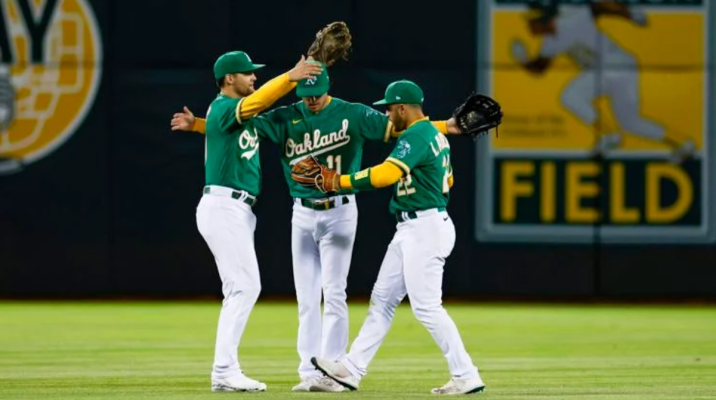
left=298, top=80, right=485, bottom=395
left=194, top=50, right=321, bottom=392
left=172, top=66, right=463, bottom=392
left=513, top=1, right=694, bottom=162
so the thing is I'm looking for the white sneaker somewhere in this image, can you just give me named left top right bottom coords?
left=211, top=374, right=267, bottom=392
left=311, top=357, right=360, bottom=391
left=431, top=377, right=485, bottom=395
left=291, top=379, right=313, bottom=392
left=311, top=376, right=346, bottom=392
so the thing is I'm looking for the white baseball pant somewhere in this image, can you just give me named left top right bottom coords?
left=341, top=209, right=479, bottom=380
left=291, top=194, right=357, bottom=380
left=196, top=186, right=261, bottom=381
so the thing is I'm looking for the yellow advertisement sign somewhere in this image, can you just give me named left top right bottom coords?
left=476, top=0, right=714, bottom=243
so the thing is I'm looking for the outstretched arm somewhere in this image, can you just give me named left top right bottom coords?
left=170, top=56, right=322, bottom=134
left=389, top=118, right=461, bottom=138
left=339, top=161, right=404, bottom=190
left=337, top=159, right=454, bottom=191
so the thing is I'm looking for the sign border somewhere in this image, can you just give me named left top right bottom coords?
left=475, top=1, right=716, bottom=244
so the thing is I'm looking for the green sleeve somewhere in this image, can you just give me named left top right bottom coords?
left=352, top=103, right=391, bottom=142
left=252, top=106, right=292, bottom=144
left=386, top=134, right=426, bottom=175
left=215, top=97, right=243, bottom=132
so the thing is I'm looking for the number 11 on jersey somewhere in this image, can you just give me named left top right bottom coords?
left=326, top=154, right=342, bottom=174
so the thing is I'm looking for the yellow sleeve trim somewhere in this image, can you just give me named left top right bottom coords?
left=383, top=120, right=393, bottom=143
left=386, top=157, right=410, bottom=175
left=339, top=174, right=353, bottom=189
left=237, top=72, right=296, bottom=121
left=370, top=161, right=404, bottom=188
left=194, top=118, right=206, bottom=134
left=235, top=97, right=245, bottom=124
left=390, top=119, right=447, bottom=138
left=432, top=120, right=448, bottom=134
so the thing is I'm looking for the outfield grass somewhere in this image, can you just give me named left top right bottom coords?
left=0, top=301, right=714, bottom=399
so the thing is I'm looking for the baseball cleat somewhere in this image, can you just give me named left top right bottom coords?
left=291, top=379, right=312, bottom=392
left=291, top=376, right=345, bottom=392
left=430, top=377, right=486, bottom=395
left=211, top=374, right=267, bottom=392
left=310, top=356, right=359, bottom=391
left=311, top=376, right=346, bottom=392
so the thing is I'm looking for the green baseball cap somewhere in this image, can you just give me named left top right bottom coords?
left=296, top=62, right=330, bottom=97
left=373, top=80, right=424, bottom=105
left=213, top=51, right=265, bottom=80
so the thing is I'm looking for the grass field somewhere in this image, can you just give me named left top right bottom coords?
left=0, top=301, right=715, bottom=399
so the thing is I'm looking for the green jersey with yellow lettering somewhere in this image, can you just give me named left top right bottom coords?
left=254, top=97, right=390, bottom=198
left=204, top=94, right=262, bottom=196
left=385, top=119, right=452, bottom=214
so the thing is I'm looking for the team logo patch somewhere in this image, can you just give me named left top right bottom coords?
left=0, top=0, right=102, bottom=174
left=396, top=140, right=411, bottom=158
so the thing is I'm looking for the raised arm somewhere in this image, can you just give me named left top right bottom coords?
left=389, top=119, right=458, bottom=138
left=170, top=57, right=322, bottom=134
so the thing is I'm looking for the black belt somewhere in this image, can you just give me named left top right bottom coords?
left=298, top=196, right=350, bottom=211
left=203, top=186, right=257, bottom=207
left=396, top=207, right=446, bottom=223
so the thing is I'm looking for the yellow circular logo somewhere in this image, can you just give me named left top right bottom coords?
left=0, top=0, right=102, bottom=174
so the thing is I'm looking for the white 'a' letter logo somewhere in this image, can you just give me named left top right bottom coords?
left=305, top=76, right=317, bottom=86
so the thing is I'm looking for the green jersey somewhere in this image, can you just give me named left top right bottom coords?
left=385, top=119, right=452, bottom=214
left=204, top=94, right=262, bottom=196
left=254, top=97, right=390, bottom=198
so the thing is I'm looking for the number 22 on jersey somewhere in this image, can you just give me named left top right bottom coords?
left=397, top=154, right=452, bottom=197
left=442, top=154, right=451, bottom=194
left=397, top=174, right=416, bottom=196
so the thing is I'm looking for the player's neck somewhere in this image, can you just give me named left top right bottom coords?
left=404, top=111, right=427, bottom=128
left=219, top=87, right=242, bottom=98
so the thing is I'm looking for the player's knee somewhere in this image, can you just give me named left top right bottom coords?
left=322, top=286, right=347, bottom=310
left=224, top=281, right=261, bottom=304
left=368, top=289, right=401, bottom=319
left=245, top=285, right=261, bottom=303
left=410, top=303, right=443, bottom=327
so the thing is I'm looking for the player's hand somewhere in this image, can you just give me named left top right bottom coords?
left=317, top=170, right=341, bottom=193
left=171, top=106, right=196, bottom=131
left=291, top=155, right=341, bottom=193
left=288, top=55, right=324, bottom=82
left=446, top=117, right=462, bottom=134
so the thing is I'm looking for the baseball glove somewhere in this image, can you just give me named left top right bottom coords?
left=291, top=155, right=340, bottom=193
left=452, top=93, right=503, bottom=138
left=307, top=21, right=352, bottom=67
